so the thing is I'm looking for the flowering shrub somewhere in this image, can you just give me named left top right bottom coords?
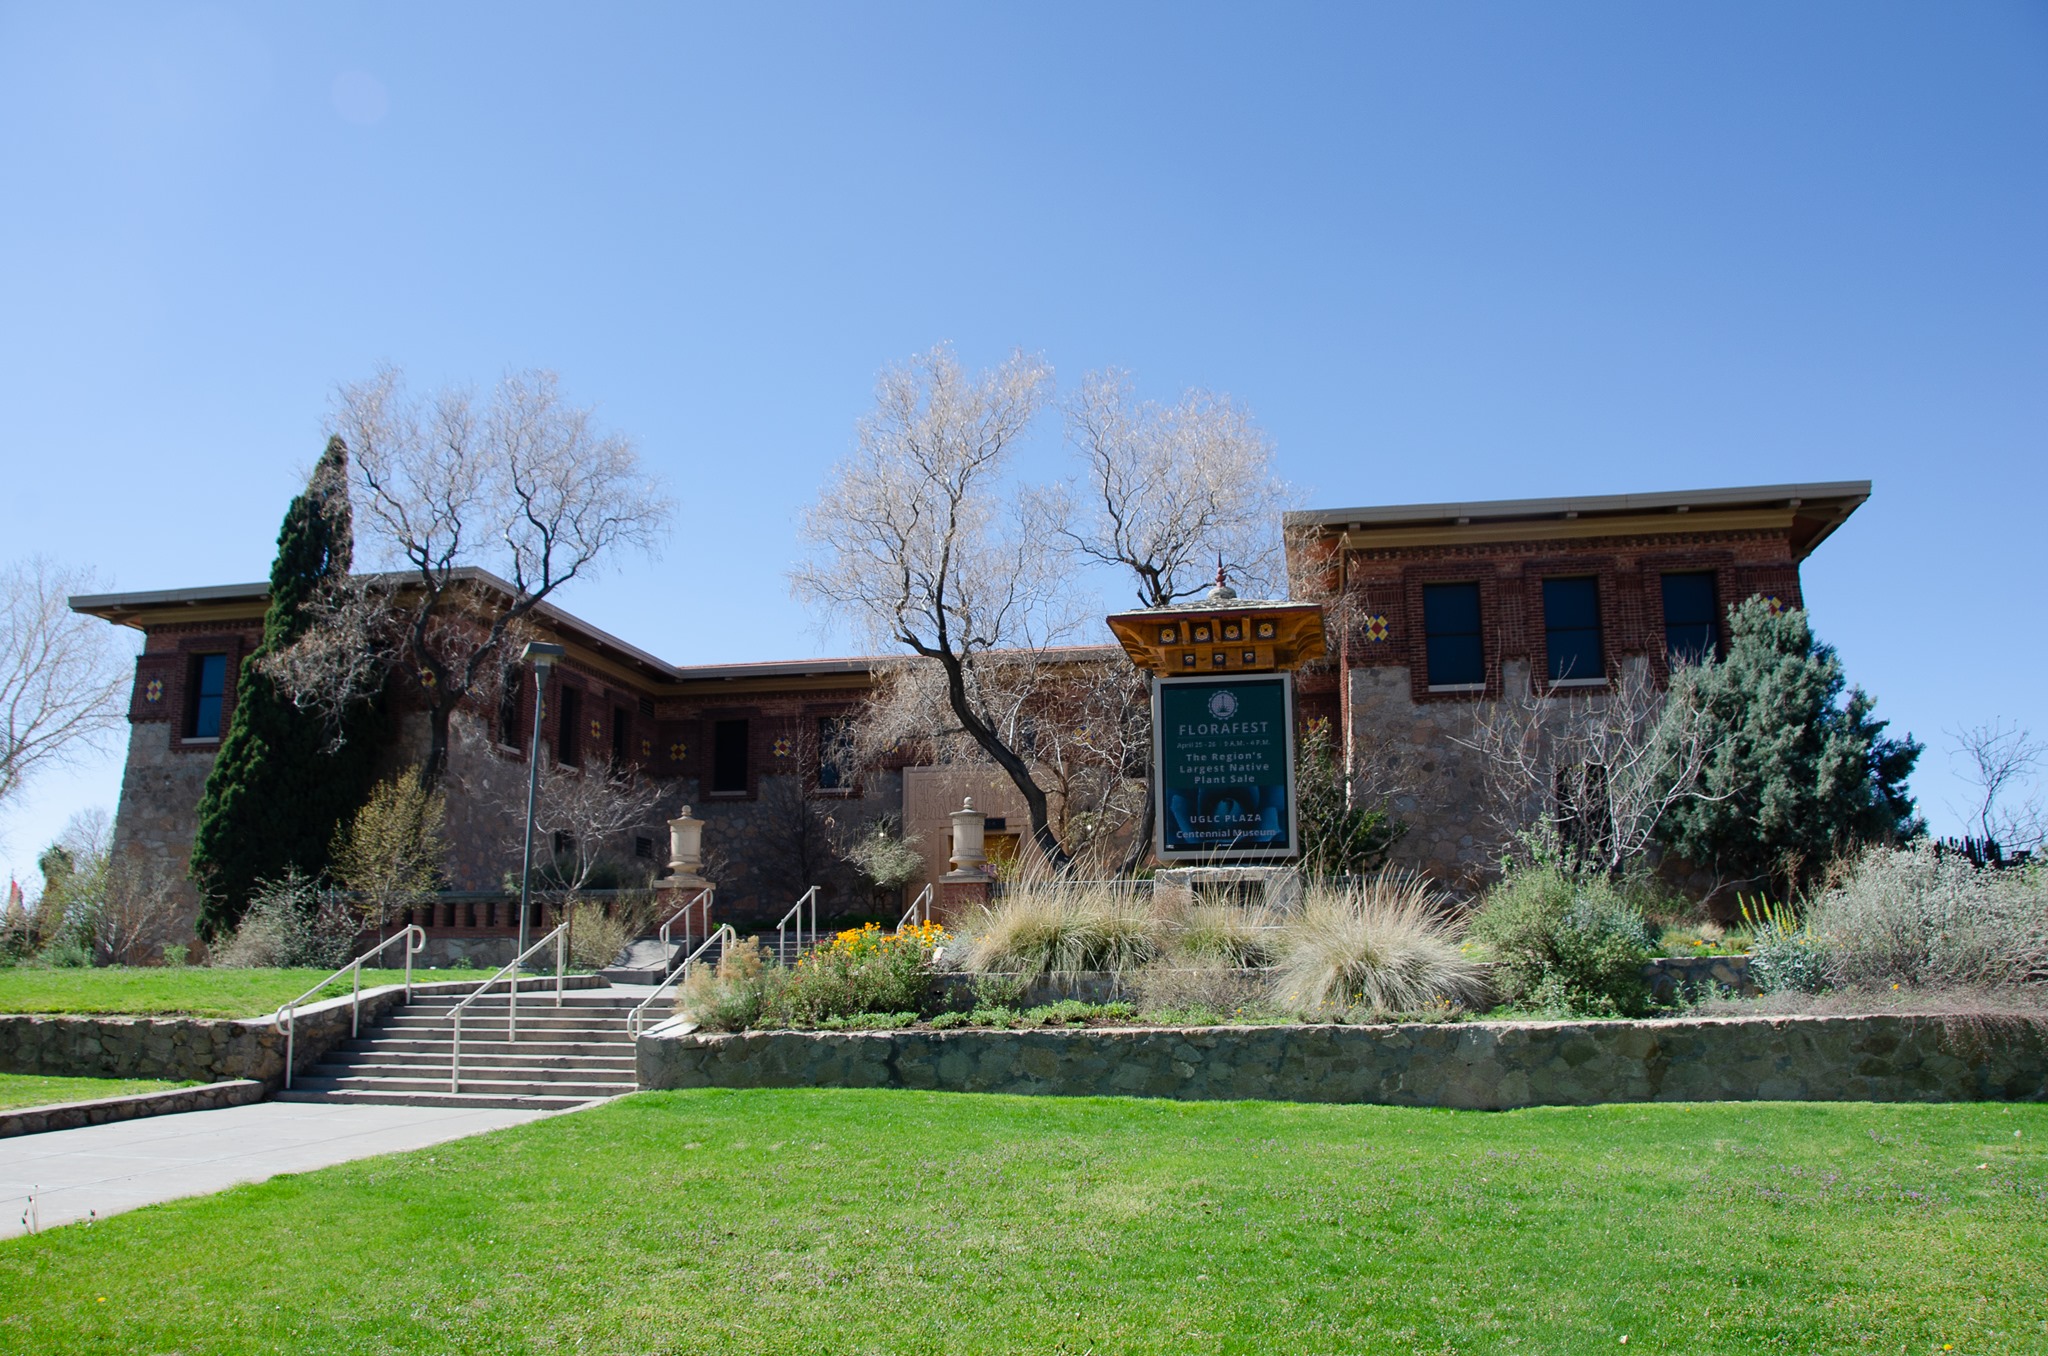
left=679, top=922, right=949, bottom=1031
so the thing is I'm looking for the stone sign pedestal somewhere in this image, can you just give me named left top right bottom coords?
left=1152, top=865, right=1303, bottom=914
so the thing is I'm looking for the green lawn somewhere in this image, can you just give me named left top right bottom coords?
left=0, top=1072, right=197, bottom=1111
left=0, top=966, right=494, bottom=1018
left=3, top=1090, right=2045, bottom=1354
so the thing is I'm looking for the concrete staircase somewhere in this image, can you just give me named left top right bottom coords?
left=274, top=989, right=643, bottom=1110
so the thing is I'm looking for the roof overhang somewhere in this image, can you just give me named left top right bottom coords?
left=1284, top=480, right=1870, bottom=562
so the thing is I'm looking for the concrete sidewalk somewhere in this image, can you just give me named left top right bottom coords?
left=1, top=1099, right=556, bottom=1239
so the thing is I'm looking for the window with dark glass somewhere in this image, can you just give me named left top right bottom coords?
left=1661, top=572, right=1720, bottom=664
left=185, top=653, right=227, bottom=738
left=557, top=686, right=582, bottom=767
left=712, top=719, right=749, bottom=793
left=1422, top=583, right=1484, bottom=687
left=497, top=667, right=522, bottom=747
left=816, top=716, right=852, bottom=791
left=1542, top=577, right=1604, bottom=683
left=612, top=706, right=630, bottom=765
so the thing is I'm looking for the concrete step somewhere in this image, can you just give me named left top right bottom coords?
left=273, top=1088, right=608, bottom=1111
left=319, top=1052, right=636, bottom=1077
left=403, top=993, right=640, bottom=1007
left=288, top=1073, right=635, bottom=1099
left=329, top=1038, right=634, bottom=1059
left=381, top=1015, right=634, bottom=1033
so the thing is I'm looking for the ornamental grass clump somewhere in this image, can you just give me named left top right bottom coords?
left=1268, top=873, right=1487, bottom=1017
left=1806, top=844, right=2048, bottom=991
left=958, top=882, right=1164, bottom=977
left=1168, top=903, right=1282, bottom=968
left=1466, top=865, right=1656, bottom=1016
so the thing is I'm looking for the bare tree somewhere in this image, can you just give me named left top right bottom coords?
left=96, top=859, right=185, bottom=965
left=1459, top=659, right=1723, bottom=877
left=1053, top=370, right=1287, bottom=872
left=1949, top=719, right=2046, bottom=854
left=854, top=649, right=1150, bottom=871
left=1058, top=369, right=1288, bottom=605
left=270, top=369, right=670, bottom=780
left=749, top=725, right=862, bottom=908
left=793, top=344, right=1081, bottom=867
left=498, top=755, right=665, bottom=897
left=0, top=558, right=129, bottom=811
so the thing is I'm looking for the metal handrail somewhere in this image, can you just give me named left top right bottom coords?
left=627, top=924, right=737, bottom=1037
left=275, top=925, right=426, bottom=1090
left=775, top=885, right=819, bottom=967
left=447, top=921, right=568, bottom=1093
left=898, top=883, right=934, bottom=930
left=656, top=887, right=715, bottom=967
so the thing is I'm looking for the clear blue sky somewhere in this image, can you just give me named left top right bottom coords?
left=3, top=3, right=2043, bottom=884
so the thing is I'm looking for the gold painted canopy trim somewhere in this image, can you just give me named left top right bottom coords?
left=1106, top=602, right=1327, bottom=675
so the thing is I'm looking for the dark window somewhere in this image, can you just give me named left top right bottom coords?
left=816, top=716, right=852, bottom=791
left=1661, top=572, right=1720, bottom=664
left=612, top=706, right=630, bottom=765
left=497, top=667, right=522, bottom=747
left=634, top=835, right=655, bottom=861
left=1542, top=577, right=1604, bottom=682
left=185, top=654, right=227, bottom=738
left=1422, top=583, right=1484, bottom=687
left=557, top=686, right=582, bottom=767
left=712, top=719, right=749, bottom=794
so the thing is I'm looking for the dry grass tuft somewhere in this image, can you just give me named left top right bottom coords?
left=957, top=880, right=1165, bottom=977
left=1168, top=902, right=1283, bottom=967
left=1268, top=872, right=1488, bottom=1016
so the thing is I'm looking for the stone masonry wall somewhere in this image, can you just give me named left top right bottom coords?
left=639, top=1013, right=2048, bottom=1109
left=107, top=721, right=217, bottom=946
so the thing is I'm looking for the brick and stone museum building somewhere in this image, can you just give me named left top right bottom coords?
left=72, top=479, right=1868, bottom=953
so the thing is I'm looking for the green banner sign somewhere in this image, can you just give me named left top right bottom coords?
left=1154, top=674, right=1297, bottom=860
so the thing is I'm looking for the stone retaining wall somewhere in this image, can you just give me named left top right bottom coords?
left=0, top=1079, right=265, bottom=1139
left=0, top=975, right=606, bottom=1087
left=638, top=1012, right=2048, bottom=1109
left=937, top=955, right=1757, bottom=1010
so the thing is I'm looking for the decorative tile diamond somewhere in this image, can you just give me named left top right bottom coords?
left=1363, top=614, right=1390, bottom=643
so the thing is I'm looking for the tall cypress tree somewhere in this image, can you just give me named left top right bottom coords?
left=190, top=439, right=381, bottom=938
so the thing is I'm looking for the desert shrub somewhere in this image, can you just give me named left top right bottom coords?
left=212, top=871, right=359, bottom=969
left=1168, top=903, right=1282, bottom=967
left=1269, top=873, right=1489, bottom=1017
left=1130, top=961, right=1270, bottom=1020
left=1807, top=844, right=2048, bottom=990
left=1739, top=895, right=1830, bottom=995
left=563, top=899, right=630, bottom=972
left=959, top=882, right=1165, bottom=977
left=1468, top=866, right=1655, bottom=1016
left=677, top=938, right=783, bottom=1031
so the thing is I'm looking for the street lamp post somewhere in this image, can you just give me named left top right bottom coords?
left=517, top=642, right=566, bottom=964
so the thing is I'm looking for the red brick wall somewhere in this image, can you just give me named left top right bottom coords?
left=1337, top=526, right=1805, bottom=705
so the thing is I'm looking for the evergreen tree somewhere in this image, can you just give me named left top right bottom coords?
left=1655, top=597, right=1922, bottom=895
left=190, top=439, right=381, bottom=938
left=1294, top=718, right=1404, bottom=878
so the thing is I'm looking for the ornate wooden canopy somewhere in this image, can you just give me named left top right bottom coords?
left=1105, top=598, right=1327, bottom=676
